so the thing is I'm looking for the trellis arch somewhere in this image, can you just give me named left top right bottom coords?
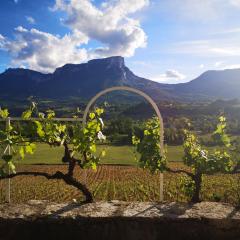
left=83, top=86, right=164, bottom=201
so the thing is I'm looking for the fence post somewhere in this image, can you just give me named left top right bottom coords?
left=159, top=172, right=163, bottom=202
left=6, top=117, right=11, bottom=203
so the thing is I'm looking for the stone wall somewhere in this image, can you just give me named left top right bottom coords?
left=1, top=200, right=240, bottom=240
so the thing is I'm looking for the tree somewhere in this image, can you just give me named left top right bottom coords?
left=0, top=103, right=106, bottom=203
left=164, top=117, right=191, bottom=145
left=133, top=115, right=236, bottom=202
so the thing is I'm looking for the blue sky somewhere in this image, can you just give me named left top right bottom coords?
left=0, top=0, right=240, bottom=83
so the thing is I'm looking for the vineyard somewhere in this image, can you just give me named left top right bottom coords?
left=1, top=163, right=240, bottom=205
left=1, top=101, right=240, bottom=205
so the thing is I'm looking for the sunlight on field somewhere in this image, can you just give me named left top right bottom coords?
left=0, top=164, right=239, bottom=204
left=12, top=143, right=185, bottom=165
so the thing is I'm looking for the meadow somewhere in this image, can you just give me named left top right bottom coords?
left=12, top=143, right=184, bottom=165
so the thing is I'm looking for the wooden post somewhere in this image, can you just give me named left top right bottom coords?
left=6, top=117, right=11, bottom=203
left=159, top=172, right=163, bottom=202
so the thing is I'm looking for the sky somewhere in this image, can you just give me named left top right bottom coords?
left=0, top=0, right=240, bottom=83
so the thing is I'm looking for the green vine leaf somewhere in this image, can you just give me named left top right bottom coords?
left=132, top=117, right=166, bottom=173
left=21, top=109, right=32, bottom=120
left=0, top=108, right=9, bottom=119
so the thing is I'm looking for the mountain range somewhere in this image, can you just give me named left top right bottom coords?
left=0, top=56, right=240, bottom=102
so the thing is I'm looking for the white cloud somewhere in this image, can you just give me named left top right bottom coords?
left=150, top=69, right=186, bottom=83
left=169, top=37, right=240, bottom=58
left=1, top=26, right=88, bottom=73
left=230, top=0, right=240, bottom=7
left=223, top=64, right=240, bottom=69
left=1, top=0, right=148, bottom=73
left=212, top=28, right=240, bottom=35
left=157, top=0, right=240, bottom=22
left=165, top=69, right=185, bottom=79
left=52, top=0, right=149, bottom=57
left=199, top=64, right=204, bottom=69
left=26, top=16, right=36, bottom=24
left=0, top=34, right=6, bottom=48
left=215, top=61, right=224, bottom=67
left=157, top=0, right=225, bottom=22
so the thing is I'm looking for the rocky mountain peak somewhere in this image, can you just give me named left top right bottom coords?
left=88, top=56, right=125, bottom=68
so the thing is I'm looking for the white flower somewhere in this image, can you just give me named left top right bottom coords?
left=200, top=150, right=207, bottom=159
left=97, top=131, right=106, bottom=141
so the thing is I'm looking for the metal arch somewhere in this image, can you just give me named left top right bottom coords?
left=83, top=86, right=164, bottom=201
left=83, top=86, right=164, bottom=154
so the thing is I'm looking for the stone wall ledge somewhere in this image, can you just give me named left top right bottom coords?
left=0, top=200, right=240, bottom=240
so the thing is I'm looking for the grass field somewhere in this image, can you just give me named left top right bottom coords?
left=13, top=143, right=184, bottom=165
